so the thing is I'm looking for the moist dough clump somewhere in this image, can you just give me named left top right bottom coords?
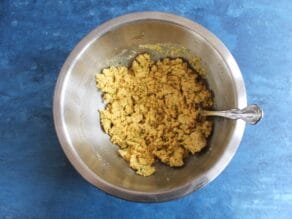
left=96, top=53, right=213, bottom=176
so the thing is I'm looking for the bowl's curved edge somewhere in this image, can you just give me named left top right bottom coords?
left=53, top=11, right=247, bottom=202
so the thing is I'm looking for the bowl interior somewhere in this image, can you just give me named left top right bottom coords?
left=58, top=19, right=242, bottom=194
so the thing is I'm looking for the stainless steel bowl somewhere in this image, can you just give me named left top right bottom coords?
left=53, top=12, right=247, bottom=202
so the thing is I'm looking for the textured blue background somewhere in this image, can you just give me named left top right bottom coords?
left=0, top=0, right=291, bottom=218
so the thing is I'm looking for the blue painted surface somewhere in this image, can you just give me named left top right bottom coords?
left=0, top=0, right=291, bottom=218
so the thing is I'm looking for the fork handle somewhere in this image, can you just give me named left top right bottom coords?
left=202, top=104, right=263, bottom=125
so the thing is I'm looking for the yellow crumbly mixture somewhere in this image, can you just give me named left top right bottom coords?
left=96, top=53, right=213, bottom=176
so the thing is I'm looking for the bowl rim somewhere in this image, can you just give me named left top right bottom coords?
left=53, top=11, right=247, bottom=202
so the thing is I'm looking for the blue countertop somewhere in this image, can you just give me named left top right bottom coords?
left=1, top=0, right=291, bottom=218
